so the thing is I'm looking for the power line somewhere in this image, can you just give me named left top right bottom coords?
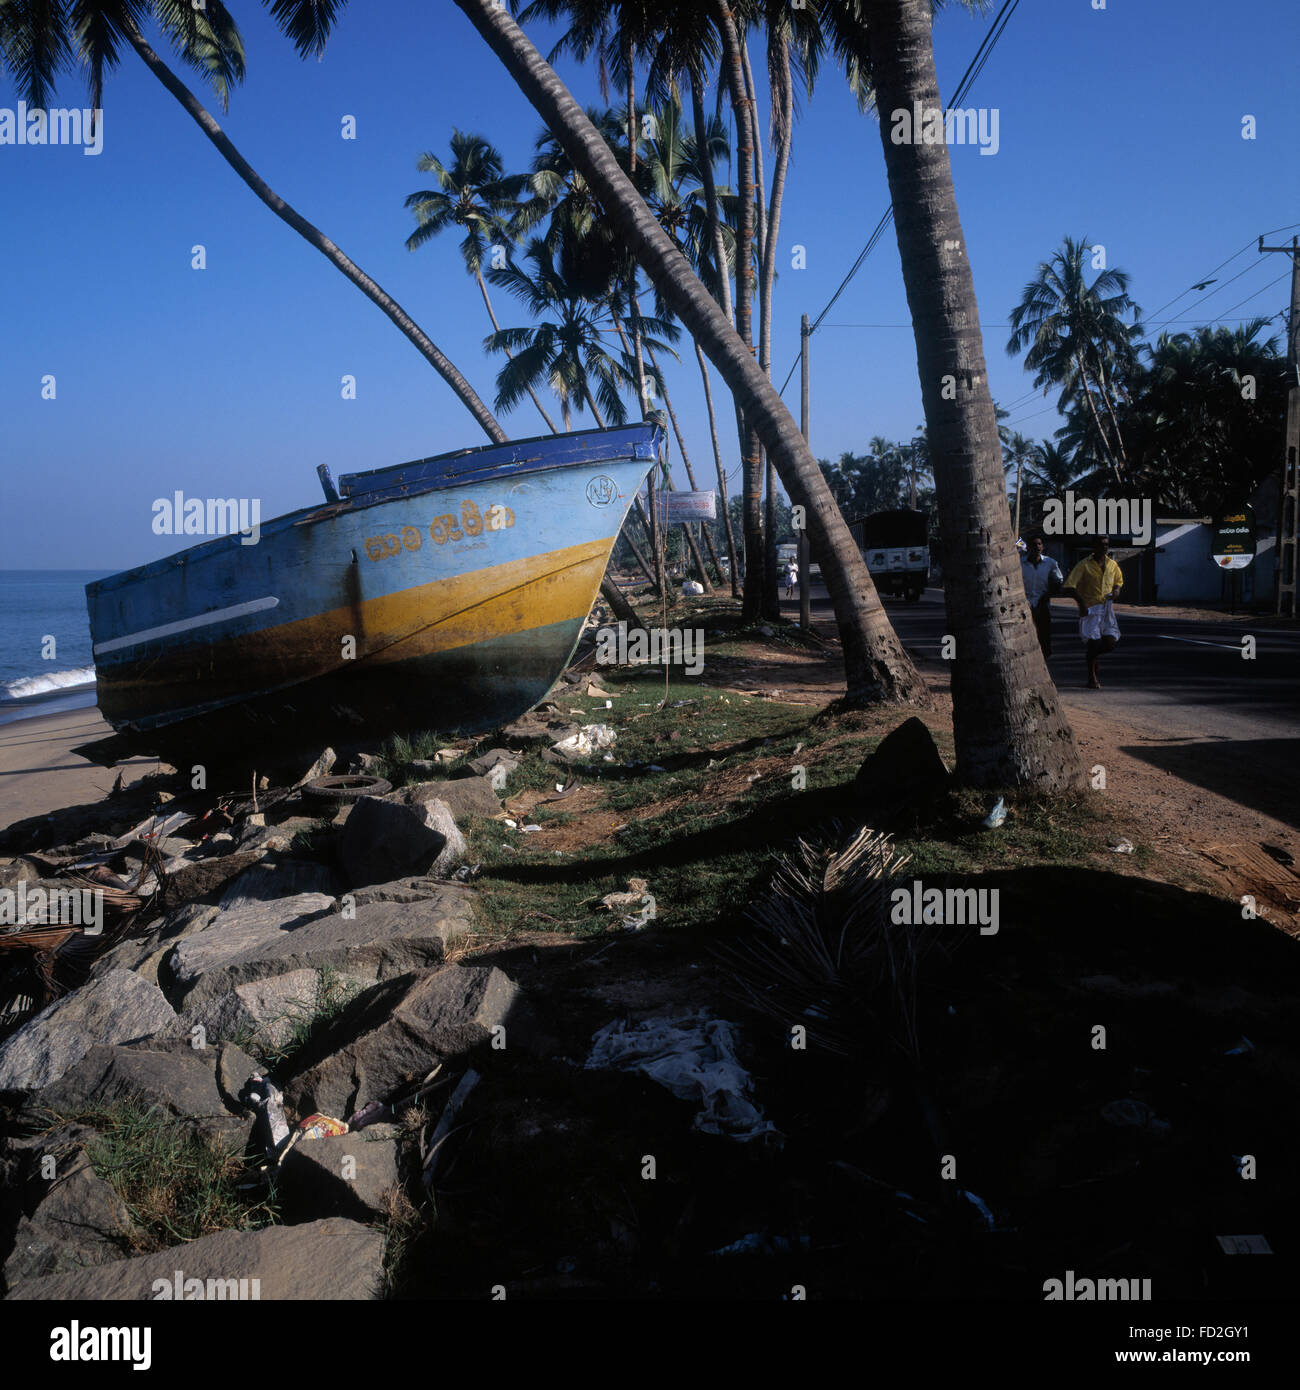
left=775, top=0, right=1022, bottom=397
left=1149, top=256, right=1272, bottom=328
left=1143, top=220, right=1300, bottom=322
left=1213, top=271, right=1291, bottom=321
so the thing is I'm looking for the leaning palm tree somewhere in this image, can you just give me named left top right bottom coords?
left=404, top=130, right=558, bottom=433
left=455, top=0, right=931, bottom=710
left=817, top=0, right=1085, bottom=788
left=1007, top=235, right=1143, bottom=481
left=0, top=0, right=505, bottom=443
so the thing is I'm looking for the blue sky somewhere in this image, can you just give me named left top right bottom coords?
left=1, top=0, right=1296, bottom=569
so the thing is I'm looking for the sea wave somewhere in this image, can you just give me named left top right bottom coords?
left=0, top=667, right=98, bottom=702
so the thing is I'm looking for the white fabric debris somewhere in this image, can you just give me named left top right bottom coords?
left=585, top=1013, right=776, bottom=1142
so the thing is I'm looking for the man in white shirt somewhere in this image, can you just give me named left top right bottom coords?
left=1020, top=535, right=1064, bottom=657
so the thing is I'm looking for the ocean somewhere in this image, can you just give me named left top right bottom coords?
left=0, top=570, right=109, bottom=725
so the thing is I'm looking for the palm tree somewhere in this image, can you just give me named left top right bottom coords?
left=0, top=1, right=506, bottom=443
left=455, top=0, right=930, bottom=708
left=1007, top=235, right=1143, bottom=481
left=836, top=0, right=1085, bottom=788
left=1128, top=318, right=1288, bottom=514
left=711, top=0, right=765, bottom=618
left=1001, top=431, right=1039, bottom=538
left=486, top=238, right=674, bottom=430
left=404, top=130, right=559, bottom=432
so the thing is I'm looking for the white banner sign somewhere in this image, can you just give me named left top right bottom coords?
left=655, top=490, right=717, bottom=522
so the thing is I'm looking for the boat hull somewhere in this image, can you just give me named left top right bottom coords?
left=85, top=426, right=659, bottom=763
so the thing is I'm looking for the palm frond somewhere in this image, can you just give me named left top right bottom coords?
left=262, top=0, right=346, bottom=61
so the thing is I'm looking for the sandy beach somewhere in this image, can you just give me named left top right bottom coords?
left=0, top=708, right=160, bottom=834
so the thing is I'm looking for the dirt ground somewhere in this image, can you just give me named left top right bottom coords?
left=561, top=627, right=1300, bottom=936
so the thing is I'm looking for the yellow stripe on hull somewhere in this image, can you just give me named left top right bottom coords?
left=360, top=537, right=610, bottom=666
left=94, top=537, right=614, bottom=716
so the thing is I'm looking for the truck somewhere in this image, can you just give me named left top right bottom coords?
left=849, top=509, right=930, bottom=601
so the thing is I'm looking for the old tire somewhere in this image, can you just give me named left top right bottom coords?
left=302, top=774, right=392, bottom=803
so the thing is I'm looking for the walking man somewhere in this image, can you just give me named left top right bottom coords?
left=1020, top=535, right=1063, bottom=657
left=784, top=560, right=799, bottom=599
left=1063, top=536, right=1124, bottom=689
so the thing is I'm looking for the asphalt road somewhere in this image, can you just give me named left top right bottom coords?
left=788, top=583, right=1300, bottom=827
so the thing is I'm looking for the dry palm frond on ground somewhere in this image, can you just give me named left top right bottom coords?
left=718, top=825, right=952, bottom=1061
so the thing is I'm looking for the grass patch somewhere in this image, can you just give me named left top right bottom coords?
left=39, top=1098, right=277, bottom=1253
left=228, top=966, right=362, bottom=1073
left=374, top=730, right=473, bottom=787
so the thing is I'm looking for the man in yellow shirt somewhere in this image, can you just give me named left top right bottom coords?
left=1063, top=536, right=1124, bottom=689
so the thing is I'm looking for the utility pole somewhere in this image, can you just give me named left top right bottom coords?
left=799, top=313, right=812, bottom=630
left=1013, top=452, right=1024, bottom=540
left=1259, top=235, right=1300, bottom=617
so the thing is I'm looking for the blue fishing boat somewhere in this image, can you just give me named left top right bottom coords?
left=80, top=423, right=662, bottom=764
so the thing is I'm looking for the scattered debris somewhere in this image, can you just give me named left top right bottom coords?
left=108, top=809, right=193, bottom=851
left=297, top=1113, right=349, bottom=1141
left=981, top=797, right=1007, bottom=830
left=239, top=1074, right=291, bottom=1165
left=585, top=1014, right=777, bottom=1142
left=548, top=723, right=618, bottom=764
left=598, top=878, right=656, bottom=930
left=468, top=747, right=522, bottom=792
left=422, top=1067, right=481, bottom=1190
left=293, top=748, right=337, bottom=789
left=303, top=774, right=393, bottom=804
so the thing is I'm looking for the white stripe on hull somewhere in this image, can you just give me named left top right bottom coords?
left=93, top=597, right=281, bottom=656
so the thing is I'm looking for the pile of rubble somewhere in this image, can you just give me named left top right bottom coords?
left=0, top=743, right=536, bottom=1300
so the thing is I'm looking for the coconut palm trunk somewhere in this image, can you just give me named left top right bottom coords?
left=474, top=267, right=559, bottom=433
left=697, top=341, right=743, bottom=595
left=759, top=32, right=795, bottom=620
left=688, top=72, right=742, bottom=595
left=863, top=0, right=1083, bottom=786
left=713, top=0, right=765, bottom=618
left=689, top=71, right=734, bottom=323
left=1075, top=352, right=1123, bottom=480
left=601, top=577, right=647, bottom=632
left=453, top=0, right=929, bottom=707
left=118, top=16, right=504, bottom=446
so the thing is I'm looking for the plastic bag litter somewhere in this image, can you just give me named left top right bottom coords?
left=550, top=723, right=618, bottom=761
left=585, top=1013, right=777, bottom=1142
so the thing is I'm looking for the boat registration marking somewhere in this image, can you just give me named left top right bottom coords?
left=364, top=500, right=515, bottom=561
left=93, top=596, right=281, bottom=655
